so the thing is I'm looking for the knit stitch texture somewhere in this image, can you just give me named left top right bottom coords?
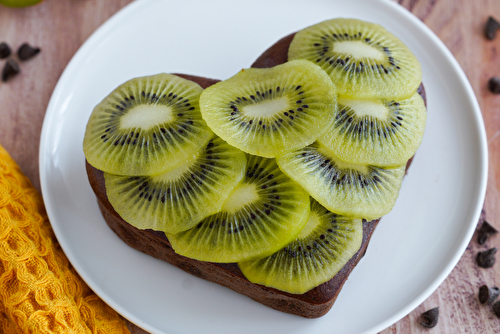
left=0, top=144, right=130, bottom=334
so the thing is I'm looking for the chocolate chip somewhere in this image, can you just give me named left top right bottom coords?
left=488, top=77, right=500, bottom=94
left=1, top=58, right=20, bottom=82
left=478, top=220, right=498, bottom=245
left=0, top=42, right=11, bottom=59
left=485, top=16, right=500, bottom=40
left=477, top=247, right=497, bottom=268
left=420, top=307, right=439, bottom=328
left=479, top=285, right=500, bottom=304
left=17, top=43, right=40, bottom=61
left=493, top=300, right=500, bottom=318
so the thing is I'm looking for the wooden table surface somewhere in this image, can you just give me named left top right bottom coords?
left=1, top=0, right=499, bottom=333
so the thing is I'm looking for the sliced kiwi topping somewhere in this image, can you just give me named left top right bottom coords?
left=83, top=73, right=213, bottom=175
left=167, top=155, right=311, bottom=263
left=277, top=142, right=405, bottom=219
left=104, top=136, right=246, bottom=234
left=318, top=92, right=426, bottom=166
left=239, top=198, right=362, bottom=294
left=288, top=18, right=422, bottom=99
left=199, top=59, right=337, bottom=158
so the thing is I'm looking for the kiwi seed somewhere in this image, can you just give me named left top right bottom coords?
left=288, top=18, right=422, bottom=99
left=199, top=59, right=337, bottom=158
left=104, top=135, right=247, bottom=234
left=83, top=73, right=213, bottom=175
left=318, top=92, right=426, bottom=166
left=277, top=142, right=406, bottom=220
left=167, top=154, right=311, bottom=263
left=238, top=198, right=363, bottom=294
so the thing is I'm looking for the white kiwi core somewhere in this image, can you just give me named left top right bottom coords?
left=339, top=97, right=388, bottom=120
left=242, top=97, right=289, bottom=119
left=332, top=41, right=385, bottom=61
left=222, top=183, right=260, bottom=213
left=120, top=105, right=174, bottom=130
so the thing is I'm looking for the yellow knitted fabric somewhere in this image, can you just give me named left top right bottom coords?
left=0, top=144, right=131, bottom=334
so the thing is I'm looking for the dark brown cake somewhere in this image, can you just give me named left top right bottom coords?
left=85, top=35, right=427, bottom=318
left=87, top=160, right=380, bottom=318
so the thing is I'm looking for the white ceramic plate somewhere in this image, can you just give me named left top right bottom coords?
left=39, top=0, right=488, bottom=333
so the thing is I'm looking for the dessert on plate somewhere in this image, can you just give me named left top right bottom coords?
left=83, top=18, right=427, bottom=318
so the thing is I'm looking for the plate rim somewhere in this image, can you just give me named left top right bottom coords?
left=38, top=0, right=488, bottom=333
left=363, top=1, right=488, bottom=333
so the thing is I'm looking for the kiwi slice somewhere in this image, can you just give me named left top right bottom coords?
left=83, top=73, right=213, bottom=175
left=104, top=136, right=246, bottom=234
left=318, top=92, right=426, bottom=166
left=277, top=142, right=405, bottom=220
left=167, top=155, right=311, bottom=263
left=238, top=198, right=362, bottom=294
left=288, top=18, right=422, bottom=99
left=199, top=59, right=337, bottom=158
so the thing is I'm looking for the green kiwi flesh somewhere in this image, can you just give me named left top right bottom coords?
left=199, top=59, right=337, bottom=158
left=83, top=73, right=213, bottom=175
left=167, top=155, right=311, bottom=263
left=104, top=136, right=246, bottom=234
left=318, top=92, right=426, bottom=166
left=288, top=18, right=422, bottom=99
left=277, top=142, right=405, bottom=220
left=238, top=198, right=362, bottom=294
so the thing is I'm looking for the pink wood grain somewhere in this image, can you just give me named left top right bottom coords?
left=0, top=0, right=499, bottom=332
